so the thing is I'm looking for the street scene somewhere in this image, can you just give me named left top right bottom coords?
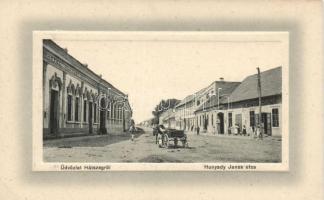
left=41, top=32, right=287, bottom=165
left=44, top=127, right=281, bottom=163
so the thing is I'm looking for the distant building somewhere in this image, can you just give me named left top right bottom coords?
left=43, top=39, right=132, bottom=139
left=159, top=108, right=176, bottom=129
left=174, top=94, right=196, bottom=131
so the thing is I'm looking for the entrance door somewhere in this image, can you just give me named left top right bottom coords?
left=89, top=102, right=93, bottom=134
left=49, top=90, right=59, bottom=135
left=217, top=113, right=224, bottom=134
left=235, top=114, right=242, bottom=133
left=261, top=113, right=272, bottom=136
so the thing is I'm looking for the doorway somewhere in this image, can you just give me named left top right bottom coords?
left=261, top=113, right=272, bottom=136
left=217, top=112, right=224, bottom=134
left=49, top=89, right=59, bottom=135
left=235, top=114, right=242, bottom=133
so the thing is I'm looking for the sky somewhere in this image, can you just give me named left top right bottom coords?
left=54, top=33, right=288, bottom=123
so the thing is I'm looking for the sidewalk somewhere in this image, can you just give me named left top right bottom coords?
left=185, top=130, right=281, bottom=141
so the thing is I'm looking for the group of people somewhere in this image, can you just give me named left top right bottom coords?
left=191, top=123, right=264, bottom=138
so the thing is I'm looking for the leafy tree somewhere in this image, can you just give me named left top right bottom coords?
left=152, top=98, right=180, bottom=125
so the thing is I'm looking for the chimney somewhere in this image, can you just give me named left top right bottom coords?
left=219, top=77, right=224, bottom=81
left=63, top=48, right=68, bottom=53
left=83, top=63, right=88, bottom=68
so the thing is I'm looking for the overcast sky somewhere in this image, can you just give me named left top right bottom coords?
left=54, top=33, right=287, bottom=123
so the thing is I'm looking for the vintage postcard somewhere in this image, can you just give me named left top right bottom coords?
left=33, top=31, right=289, bottom=171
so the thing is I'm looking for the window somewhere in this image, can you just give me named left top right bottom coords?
left=75, top=97, right=79, bottom=121
left=83, top=100, right=87, bottom=122
left=249, top=111, right=255, bottom=127
left=272, top=108, right=279, bottom=127
left=94, top=103, right=97, bottom=123
left=228, top=112, right=232, bottom=127
left=255, top=113, right=260, bottom=125
left=114, top=106, right=117, bottom=119
left=67, top=95, right=72, bottom=121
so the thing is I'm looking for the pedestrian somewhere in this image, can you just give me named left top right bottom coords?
left=197, top=126, right=200, bottom=135
left=234, top=124, right=238, bottom=135
left=130, top=119, right=135, bottom=141
left=255, top=124, right=260, bottom=139
left=216, top=118, right=220, bottom=134
left=242, top=125, right=247, bottom=136
left=157, top=124, right=166, bottom=147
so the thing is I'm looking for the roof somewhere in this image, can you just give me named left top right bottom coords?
left=176, top=84, right=214, bottom=108
left=175, top=94, right=195, bottom=108
left=228, top=66, right=282, bottom=103
left=195, top=81, right=241, bottom=112
left=43, top=39, right=126, bottom=96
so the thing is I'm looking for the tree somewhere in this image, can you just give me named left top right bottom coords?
left=152, top=98, right=180, bottom=125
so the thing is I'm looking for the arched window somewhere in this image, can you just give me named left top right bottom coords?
left=83, top=99, right=87, bottom=122
left=67, top=94, right=72, bottom=121
left=75, top=96, right=79, bottom=121
left=66, top=82, right=74, bottom=122
left=74, top=85, right=81, bottom=122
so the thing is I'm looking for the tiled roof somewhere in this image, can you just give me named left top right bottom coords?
left=228, top=66, right=282, bottom=103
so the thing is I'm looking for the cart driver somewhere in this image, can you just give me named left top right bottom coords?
left=157, top=124, right=166, bottom=134
left=157, top=124, right=166, bottom=147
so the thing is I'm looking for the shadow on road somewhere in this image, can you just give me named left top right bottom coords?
left=44, top=129, right=145, bottom=148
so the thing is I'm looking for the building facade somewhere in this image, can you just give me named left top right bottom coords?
left=159, top=108, right=176, bottom=129
left=195, top=67, right=282, bottom=136
left=43, top=39, right=132, bottom=139
left=194, top=80, right=241, bottom=134
left=175, top=79, right=240, bottom=133
left=174, top=94, right=196, bottom=131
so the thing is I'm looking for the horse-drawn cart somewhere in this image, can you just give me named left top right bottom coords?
left=158, top=128, right=188, bottom=148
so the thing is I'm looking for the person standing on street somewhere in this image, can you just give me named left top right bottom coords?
left=130, top=119, right=136, bottom=141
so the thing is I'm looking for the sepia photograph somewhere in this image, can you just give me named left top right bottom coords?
left=33, top=31, right=289, bottom=171
left=2, top=0, right=323, bottom=199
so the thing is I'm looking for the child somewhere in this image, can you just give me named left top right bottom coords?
left=242, top=125, right=247, bottom=136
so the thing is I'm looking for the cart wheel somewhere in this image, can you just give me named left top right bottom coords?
left=182, top=140, right=186, bottom=148
left=163, top=134, right=169, bottom=148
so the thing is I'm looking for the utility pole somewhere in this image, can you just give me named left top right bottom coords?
left=257, top=67, right=263, bottom=140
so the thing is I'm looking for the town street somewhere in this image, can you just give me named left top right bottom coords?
left=44, top=127, right=281, bottom=163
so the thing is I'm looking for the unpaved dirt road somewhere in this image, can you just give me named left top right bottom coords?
left=44, top=127, right=281, bottom=163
